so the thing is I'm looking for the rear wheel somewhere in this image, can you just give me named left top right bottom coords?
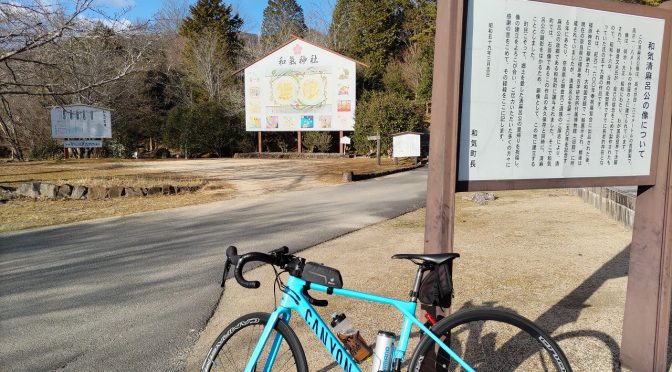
left=201, top=312, right=308, bottom=372
left=408, top=308, right=572, bottom=372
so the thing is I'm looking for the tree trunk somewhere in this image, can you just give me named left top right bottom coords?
left=0, top=100, right=25, bottom=161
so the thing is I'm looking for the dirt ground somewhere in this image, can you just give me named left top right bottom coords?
left=0, top=157, right=411, bottom=233
left=187, top=189, right=639, bottom=371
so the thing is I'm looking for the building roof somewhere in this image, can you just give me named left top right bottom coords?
left=392, top=131, right=424, bottom=137
left=48, top=104, right=112, bottom=111
left=233, top=35, right=368, bottom=75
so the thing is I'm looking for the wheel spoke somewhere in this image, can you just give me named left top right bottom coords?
left=202, top=313, right=306, bottom=372
left=409, top=309, right=571, bottom=372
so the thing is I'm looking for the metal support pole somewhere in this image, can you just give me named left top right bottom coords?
left=621, top=3, right=672, bottom=369
left=258, top=131, right=262, bottom=154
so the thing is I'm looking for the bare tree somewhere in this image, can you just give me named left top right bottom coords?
left=0, top=1, right=150, bottom=160
left=188, top=29, right=229, bottom=103
left=153, top=0, right=190, bottom=37
left=397, top=43, right=423, bottom=100
left=303, top=0, right=334, bottom=47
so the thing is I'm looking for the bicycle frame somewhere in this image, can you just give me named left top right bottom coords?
left=244, top=275, right=475, bottom=372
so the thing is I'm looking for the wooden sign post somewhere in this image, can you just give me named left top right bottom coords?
left=424, top=0, right=463, bottom=255
left=297, top=131, right=302, bottom=153
left=621, top=3, right=672, bottom=369
left=425, top=0, right=672, bottom=370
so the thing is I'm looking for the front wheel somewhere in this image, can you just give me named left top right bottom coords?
left=408, top=308, right=572, bottom=372
left=201, top=312, right=308, bottom=372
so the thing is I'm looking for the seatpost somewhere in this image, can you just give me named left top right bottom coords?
left=410, top=265, right=427, bottom=302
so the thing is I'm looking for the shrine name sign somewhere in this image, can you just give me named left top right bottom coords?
left=457, top=0, right=670, bottom=190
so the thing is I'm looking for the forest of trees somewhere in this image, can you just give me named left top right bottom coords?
left=0, top=0, right=667, bottom=160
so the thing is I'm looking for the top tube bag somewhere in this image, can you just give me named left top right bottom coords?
left=418, top=261, right=454, bottom=308
left=302, top=262, right=343, bottom=288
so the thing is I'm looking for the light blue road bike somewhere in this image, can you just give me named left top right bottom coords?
left=201, top=246, right=571, bottom=371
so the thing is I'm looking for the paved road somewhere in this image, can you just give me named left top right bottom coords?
left=0, top=168, right=427, bottom=371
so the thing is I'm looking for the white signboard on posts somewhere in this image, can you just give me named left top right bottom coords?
left=244, top=39, right=357, bottom=132
left=393, top=133, right=421, bottom=158
left=51, top=105, right=112, bottom=139
left=459, top=0, right=665, bottom=181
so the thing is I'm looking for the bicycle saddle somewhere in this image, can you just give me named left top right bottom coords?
left=391, top=253, right=460, bottom=265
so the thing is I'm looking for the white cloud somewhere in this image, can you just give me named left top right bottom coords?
left=93, top=0, right=135, bottom=8
left=98, top=17, right=133, bottom=31
left=78, top=16, right=133, bottom=31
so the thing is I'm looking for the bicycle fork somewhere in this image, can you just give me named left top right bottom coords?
left=244, top=309, right=292, bottom=372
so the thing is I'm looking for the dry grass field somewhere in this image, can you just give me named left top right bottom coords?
left=0, top=157, right=412, bottom=233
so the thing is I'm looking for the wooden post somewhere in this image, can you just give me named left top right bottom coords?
left=621, top=3, right=672, bottom=369
left=63, top=146, right=69, bottom=160
left=424, top=0, right=464, bottom=255
left=376, top=130, right=381, bottom=166
left=298, top=131, right=302, bottom=153
left=258, top=131, right=262, bottom=154
left=339, top=131, right=344, bottom=153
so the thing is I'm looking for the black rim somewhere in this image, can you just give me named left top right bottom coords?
left=410, top=309, right=571, bottom=372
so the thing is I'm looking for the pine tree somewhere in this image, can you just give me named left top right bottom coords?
left=328, top=0, right=406, bottom=90
left=260, top=0, right=308, bottom=51
left=179, top=0, right=243, bottom=67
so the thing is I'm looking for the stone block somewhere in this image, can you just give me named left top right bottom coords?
left=87, top=186, right=109, bottom=200
left=39, top=183, right=58, bottom=199
left=0, top=185, right=16, bottom=193
left=162, top=185, right=175, bottom=194
left=124, top=187, right=143, bottom=197
left=0, top=185, right=15, bottom=201
left=145, top=187, right=162, bottom=195
left=17, top=182, right=41, bottom=198
left=108, top=186, right=125, bottom=198
left=57, top=184, right=73, bottom=199
left=70, top=185, right=87, bottom=200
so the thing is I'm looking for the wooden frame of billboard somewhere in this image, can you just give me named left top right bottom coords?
left=425, top=0, right=672, bottom=370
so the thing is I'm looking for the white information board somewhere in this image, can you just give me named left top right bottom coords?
left=51, top=105, right=112, bottom=139
left=393, top=134, right=421, bottom=158
left=244, top=39, right=357, bottom=132
left=459, top=0, right=665, bottom=181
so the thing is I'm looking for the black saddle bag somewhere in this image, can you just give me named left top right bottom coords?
left=418, top=261, right=454, bottom=308
left=302, top=262, right=343, bottom=288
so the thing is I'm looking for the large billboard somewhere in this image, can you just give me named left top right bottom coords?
left=51, top=105, right=112, bottom=139
left=458, top=0, right=667, bottom=183
left=244, top=39, right=357, bottom=132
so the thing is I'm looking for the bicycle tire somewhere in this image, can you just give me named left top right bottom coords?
left=201, top=312, right=308, bottom=372
left=408, top=308, right=572, bottom=372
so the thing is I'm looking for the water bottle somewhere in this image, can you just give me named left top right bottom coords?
left=330, top=313, right=373, bottom=363
left=371, top=331, right=396, bottom=372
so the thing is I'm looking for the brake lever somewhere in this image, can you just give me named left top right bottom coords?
left=221, top=258, right=232, bottom=288
left=221, top=246, right=239, bottom=288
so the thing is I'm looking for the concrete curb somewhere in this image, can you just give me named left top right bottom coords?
left=234, top=152, right=349, bottom=159
left=346, top=162, right=427, bottom=182
left=570, top=187, right=636, bottom=229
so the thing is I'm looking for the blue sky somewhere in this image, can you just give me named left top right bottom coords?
left=93, top=0, right=334, bottom=34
